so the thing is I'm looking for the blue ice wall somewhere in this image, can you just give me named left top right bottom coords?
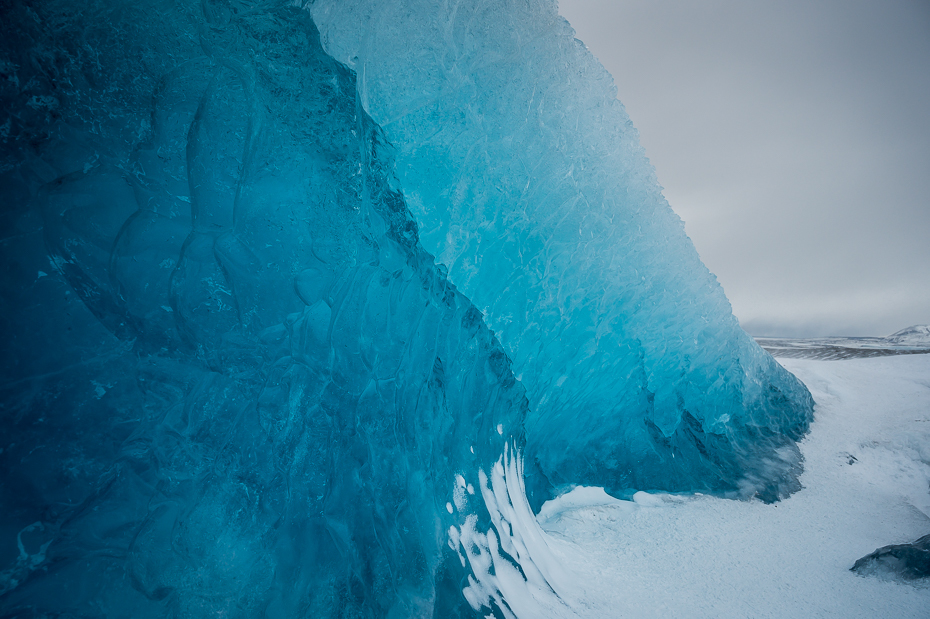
left=311, top=0, right=814, bottom=503
left=1, top=0, right=814, bottom=615
left=0, top=1, right=534, bottom=615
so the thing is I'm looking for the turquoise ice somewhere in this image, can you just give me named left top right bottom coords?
left=312, top=0, right=813, bottom=504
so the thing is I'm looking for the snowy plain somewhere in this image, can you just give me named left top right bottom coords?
left=508, top=352, right=930, bottom=618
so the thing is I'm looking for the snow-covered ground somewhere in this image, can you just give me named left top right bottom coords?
left=521, top=353, right=930, bottom=617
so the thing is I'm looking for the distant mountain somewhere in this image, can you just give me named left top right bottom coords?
left=883, top=325, right=930, bottom=347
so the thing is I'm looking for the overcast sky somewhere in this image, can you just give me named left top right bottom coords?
left=558, top=0, right=930, bottom=337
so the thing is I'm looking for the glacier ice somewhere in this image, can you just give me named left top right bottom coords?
left=1, top=0, right=812, bottom=615
left=311, top=0, right=813, bottom=504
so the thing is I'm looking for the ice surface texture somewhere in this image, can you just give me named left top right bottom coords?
left=0, top=1, right=537, bottom=615
left=310, top=0, right=813, bottom=503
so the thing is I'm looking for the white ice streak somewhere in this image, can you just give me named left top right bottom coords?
left=451, top=444, right=581, bottom=619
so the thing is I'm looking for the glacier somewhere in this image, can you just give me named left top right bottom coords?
left=0, top=0, right=812, bottom=616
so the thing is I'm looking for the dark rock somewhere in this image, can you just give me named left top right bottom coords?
left=851, top=533, right=930, bottom=581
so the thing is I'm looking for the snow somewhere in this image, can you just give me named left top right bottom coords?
left=520, top=353, right=930, bottom=617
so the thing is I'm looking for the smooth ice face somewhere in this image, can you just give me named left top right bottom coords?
left=0, top=2, right=542, bottom=615
left=310, top=0, right=814, bottom=503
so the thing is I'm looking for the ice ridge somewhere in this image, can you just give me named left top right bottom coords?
left=310, top=0, right=814, bottom=505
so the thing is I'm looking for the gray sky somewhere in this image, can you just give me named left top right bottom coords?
left=558, top=0, right=930, bottom=337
